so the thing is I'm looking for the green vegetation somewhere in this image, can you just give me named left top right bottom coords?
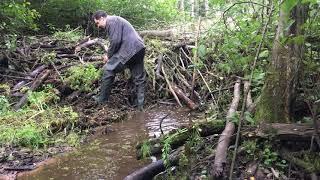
left=0, top=1, right=40, bottom=35
left=0, top=85, right=79, bottom=149
left=242, top=140, right=287, bottom=170
left=140, top=140, right=151, bottom=159
left=63, top=64, right=101, bottom=92
left=52, top=26, right=83, bottom=42
left=0, top=0, right=319, bottom=178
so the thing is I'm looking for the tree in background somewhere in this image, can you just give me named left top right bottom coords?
left=256, top=1, right=309, bottom=123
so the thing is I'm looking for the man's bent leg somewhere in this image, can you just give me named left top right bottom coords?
left=94, top=69, right=115, bottom=103
left=128, top=49, right=146, bottom=110
left=94, top=56, right=125, bottom=104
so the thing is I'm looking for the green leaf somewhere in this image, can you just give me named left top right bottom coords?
left=301, top=0, right=317, bottom=4
left=291, top=35, right=305, bottom=45
left=198, top=44, right=207, bottom=58
left=258, top=50, right=269, bottom=58
left=281, top=0, right=299, bottom=14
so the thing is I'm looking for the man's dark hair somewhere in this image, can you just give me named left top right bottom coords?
left=92, top=10, right=107, bottom=20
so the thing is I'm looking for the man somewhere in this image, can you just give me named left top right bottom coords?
left=76, top=10, right=146, bottom=110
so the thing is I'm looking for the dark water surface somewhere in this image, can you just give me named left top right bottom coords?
left=18, top=106, right=190, bottom=180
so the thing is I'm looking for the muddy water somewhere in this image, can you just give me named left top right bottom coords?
left=18, top=106, right=190, bottom=180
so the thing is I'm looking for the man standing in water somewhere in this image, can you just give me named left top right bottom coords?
left=76, top=10, right=146, bottom=111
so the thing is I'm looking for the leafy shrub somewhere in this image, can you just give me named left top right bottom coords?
left=52, top=26, right=84, bottom=42
left=0, top=0, right=40, bottom=35
left=29, top=0, right=103, bottom=31
left=64, top=64, right=101, bottom=92
left=0, top=95, right=10, bottom=115
left=29, top=0, right=178, bottom=31
left=0, top=85, right=79, bottom=148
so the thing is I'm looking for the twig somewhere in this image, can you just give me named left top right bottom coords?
left=0, top=74, right=32, bottom=80
left=306, top=101, right=320, bottom=149
left=161, top=66, right=183, bottom=107
left=229, top=2, right=274, bottom=179
left=159, top=114, right=169, bottom=135
left=197, top=69, right=217, bottom=106
left=223, top=1, right=271, bottom=31
left=191, top=17, right=201, bottom=100
left=14, top=70, right=51, bottom=110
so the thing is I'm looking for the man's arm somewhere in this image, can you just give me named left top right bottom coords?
left=75, top=38, right=108, bottom=52
left=107, top=20, right=123, bottom=58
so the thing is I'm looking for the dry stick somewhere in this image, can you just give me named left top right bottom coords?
left=12, top=65, right=47, bottom=91
left=190, top=17, right=201, bottom=100
left=159, top=114, right=169, bottom=135
left=0, top=74, right=32, bottom=80
left=161, top=66, right=183, bottom=107
left=171, top=84, right=198, bottom=110
left=197, top=69, right=218, bottom=106
left=180, top=40, right=217, bottom=104
left=76, top=38, right=108, bottom=52
left=212, top=78, right=241, bottom=177
left=14, top=70, right=51, bottom=110
left=228, top=2, right=274, bottom=179
left=244, top=80, right=255, bottom=113
left=175, top=73, right=201, bottom=101
left=306, top=101, right=320, bottom=149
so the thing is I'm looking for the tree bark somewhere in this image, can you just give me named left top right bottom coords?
left=190, top=0, right=195, bottom=17
left=212, top=79, right=241, bottom=177
left=171, top=84, right=198, bottom=110
left=14, top=70, right=51, bottom=110
left=255, top=3, right=307, bottom=123
left=204, top=0, right=209, bottom=17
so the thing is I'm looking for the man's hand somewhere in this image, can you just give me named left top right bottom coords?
left=103, top=54, right=109, bottom=63
left=74, top=46, right=81, bottom=53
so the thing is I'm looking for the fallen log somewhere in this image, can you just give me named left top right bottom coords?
left=124, top=160, right=166, bottom=180
left=75, top=38, right=108, bottom=52
left=4, top=165, right=35, bottom=171
left=136, top=120, right=225, bottom=159
left=171, top=84, right=198, bottom=110
left=139, top=30, right=173, bottom=38
left=212, top=78, right=241, bottom=177
left=256, top=123, right=317, bottom=143
left=125, top=147, right=182, bottom=180
left=12, top=65, right=47, bottom=92
left=161, top=66, right=183, bottom=107
left=244, top=80, right=255, bottom=113
left=14, top=70, right=51, bottom=110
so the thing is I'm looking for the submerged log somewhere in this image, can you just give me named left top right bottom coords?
left=136, top=120, right=225, bottom=159
left=125, top=147, right=182, bottom=180
left=124, top=159, right=166, bottom=180
left=212, top=78, right=241, bottom=177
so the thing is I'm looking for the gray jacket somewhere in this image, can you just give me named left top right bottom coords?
left=104, top=16, right=145, bottom=68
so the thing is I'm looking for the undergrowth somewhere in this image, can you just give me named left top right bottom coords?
left=0, top=84, right=80, bottom=149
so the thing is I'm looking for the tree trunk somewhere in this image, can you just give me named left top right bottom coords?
left=255, top=3, right=307, bottom=123
left=204, top=0, right=209, bottom=17
left=179, top=0, right=185, bottom=11
left=190, top=0, right=195, bottom=17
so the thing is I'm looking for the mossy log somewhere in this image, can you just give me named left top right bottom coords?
left=136, top=120, right=225, bottom=159
left=125, top=147, right=183, bottom=180
left=280, top=151, right=320, bottom=173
